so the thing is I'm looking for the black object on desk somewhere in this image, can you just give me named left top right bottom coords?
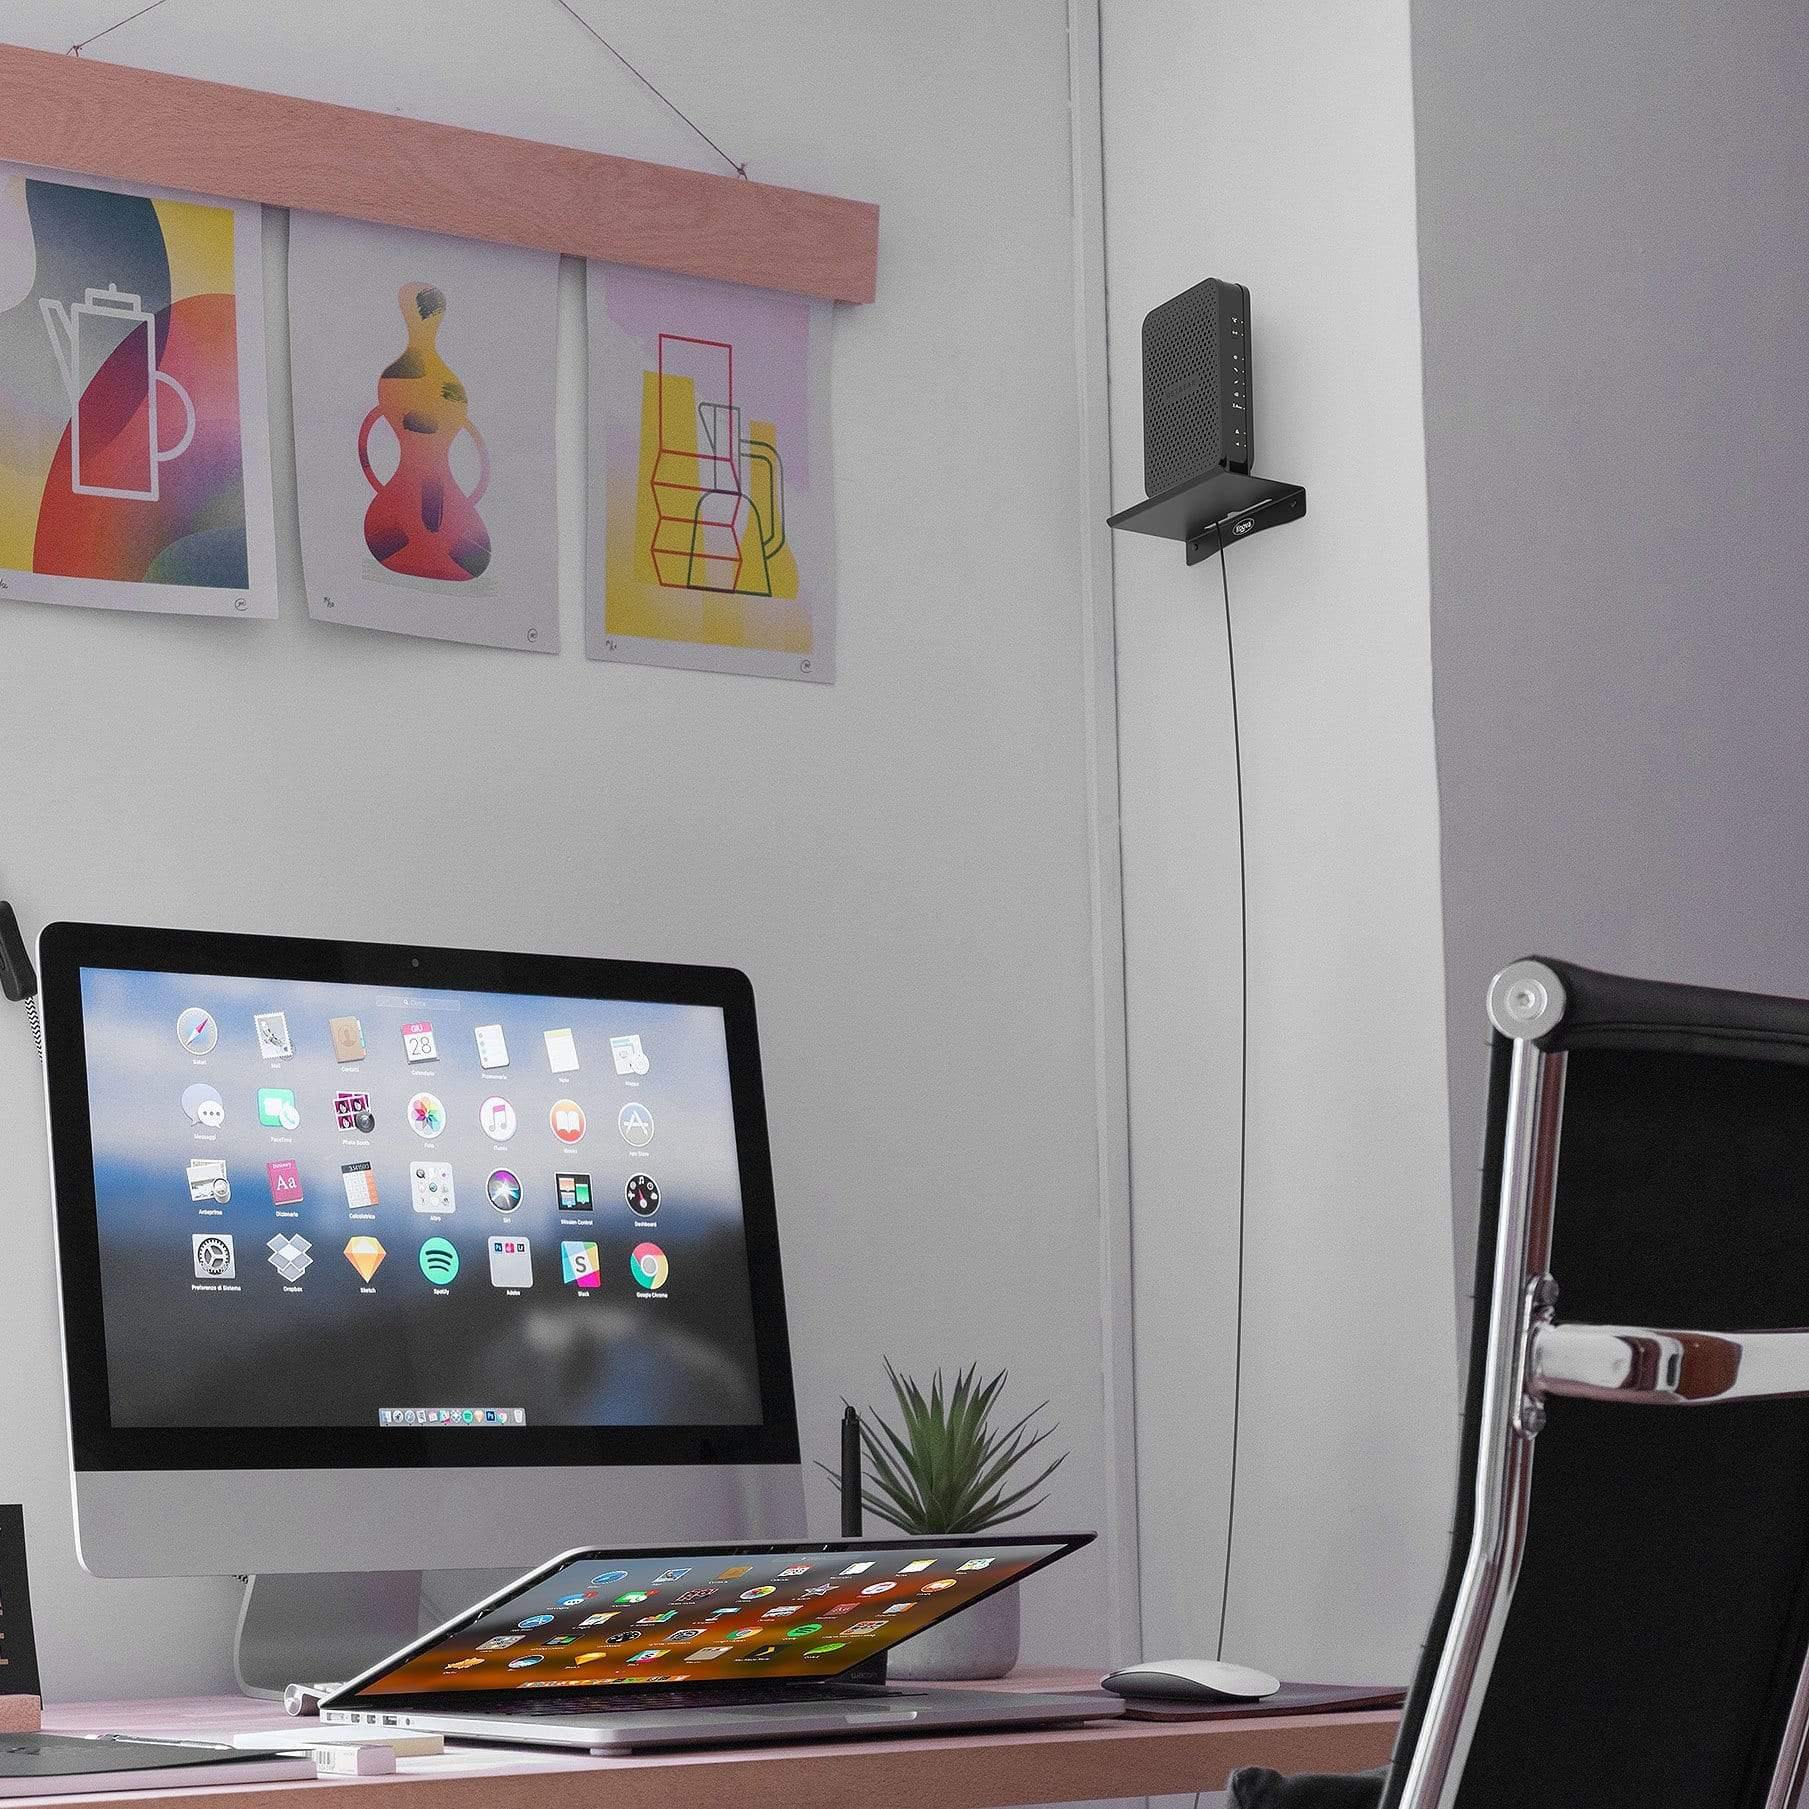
left=840, top=1404, right=863, bottom=1537
left=0, top=1506, right=38, bottom=1702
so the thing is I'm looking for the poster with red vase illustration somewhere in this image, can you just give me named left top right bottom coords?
left=0, top=162, right=275, bottom=618
left=288, top=211, right=559, bottom=652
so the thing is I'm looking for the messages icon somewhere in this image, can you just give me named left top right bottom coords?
left=181, top=1083, right=225, bottom=1128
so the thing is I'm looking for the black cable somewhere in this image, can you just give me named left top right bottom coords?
left=0, top=900, right=39, bottom=1060
left=552, top=0, right=750, bottom=179
left=68, top=0, right=172, bottom=55
left=1214, top=530, right=1249, bottom=1662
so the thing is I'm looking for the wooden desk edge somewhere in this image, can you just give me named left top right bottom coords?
left=34, top=1691, right=1399, bottom=1809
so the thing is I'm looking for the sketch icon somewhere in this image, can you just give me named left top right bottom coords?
left=343, top=1235, right=387, bottom=1282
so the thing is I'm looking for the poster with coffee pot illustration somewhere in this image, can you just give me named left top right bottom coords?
left=587, top=264, right=835, bottom=682
left=0, top=163, right=275, bottom=618
left=288, top=211, right=559, bottom=652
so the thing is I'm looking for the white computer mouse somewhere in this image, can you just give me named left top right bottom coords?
left=1101, top=1658, right=1283, bottom=1703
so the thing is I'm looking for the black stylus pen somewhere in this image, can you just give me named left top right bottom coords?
left=840, top=1404, right=863, bottom=1538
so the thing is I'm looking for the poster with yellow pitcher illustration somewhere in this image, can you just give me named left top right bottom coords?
left=288, top=210, right=560, bottom=652
left=587, top=265, right=835, bottom=682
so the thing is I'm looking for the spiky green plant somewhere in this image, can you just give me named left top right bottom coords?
left=820, top=1362, right=1066, bottom=1535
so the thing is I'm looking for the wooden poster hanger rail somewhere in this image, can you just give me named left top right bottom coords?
left=0, top=41, right=879, bottom=303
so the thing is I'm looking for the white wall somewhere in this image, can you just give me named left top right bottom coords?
left=1098, top=0, right=1458, bottom=1681
left=0, top=0, right=1131, bottom=1700
left=1411, top=0, right=1809, bottom=1326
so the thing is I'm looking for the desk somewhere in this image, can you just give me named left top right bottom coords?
left=37, top=1673, right=1398, bottom=1809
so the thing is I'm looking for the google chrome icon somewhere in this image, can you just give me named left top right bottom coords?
left=630, top=1242, right=669, bottom=1291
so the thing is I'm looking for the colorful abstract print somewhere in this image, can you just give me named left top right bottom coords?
left=358, top=281, right=493, bottom=583
left=0, top=175, right=248, bottom=588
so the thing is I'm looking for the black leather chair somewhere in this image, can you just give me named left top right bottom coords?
left=1235, top=958, right=1809, bottom=1808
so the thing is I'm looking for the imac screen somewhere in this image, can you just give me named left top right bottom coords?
left=70, top=962, right=777, bottom=1441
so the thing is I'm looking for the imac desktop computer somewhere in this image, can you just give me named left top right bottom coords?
left=37, top=922, right=804, bottom=1693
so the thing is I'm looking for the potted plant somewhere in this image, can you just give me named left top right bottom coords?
left=822, top=1362, right=1066, bottom=1681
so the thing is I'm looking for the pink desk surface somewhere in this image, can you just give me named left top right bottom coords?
left=33, top=1671, right=1398, bottom=1809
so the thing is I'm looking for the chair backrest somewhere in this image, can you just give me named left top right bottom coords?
left=1384, top=958, right=1809, bottom=1809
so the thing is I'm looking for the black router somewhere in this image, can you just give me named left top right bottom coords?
left=1107, top=277, right=1305, bottom=564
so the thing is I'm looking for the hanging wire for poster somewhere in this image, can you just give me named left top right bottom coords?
left=68, top=0, right=173, bottom=55
left=70, top=0, right=752, bottom=186
left=552, top=0, right=749, bottom=178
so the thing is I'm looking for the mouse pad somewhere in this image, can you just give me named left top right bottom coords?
left=1110, top=1682, right=1405, bottom=1721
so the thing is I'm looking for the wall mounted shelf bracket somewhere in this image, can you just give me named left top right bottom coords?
left=1108, top=470, right=1306, bottom=566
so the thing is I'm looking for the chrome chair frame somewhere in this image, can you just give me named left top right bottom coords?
left=1387, top=959, right=1809, bottom=1809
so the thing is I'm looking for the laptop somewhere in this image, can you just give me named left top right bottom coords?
left=321, top=1534, right=1114, bottom=1751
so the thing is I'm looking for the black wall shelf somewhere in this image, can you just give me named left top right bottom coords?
left=1108, top=470, right=1306, bottom=565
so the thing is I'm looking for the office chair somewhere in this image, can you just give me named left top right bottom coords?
left=1234, top=957, right=1809, bottom=1809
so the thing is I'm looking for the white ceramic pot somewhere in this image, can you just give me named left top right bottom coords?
left=888, top=1581, right=1020, bottom=1681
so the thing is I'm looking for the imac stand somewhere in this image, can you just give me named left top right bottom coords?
left=233, top=1571, right=424, bottom=1700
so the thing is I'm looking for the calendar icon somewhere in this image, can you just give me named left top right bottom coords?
left=401, top=1021, right=438, bottom=1063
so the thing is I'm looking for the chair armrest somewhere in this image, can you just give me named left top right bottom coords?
left=1531, top=1321, right=1809, bottom=1406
